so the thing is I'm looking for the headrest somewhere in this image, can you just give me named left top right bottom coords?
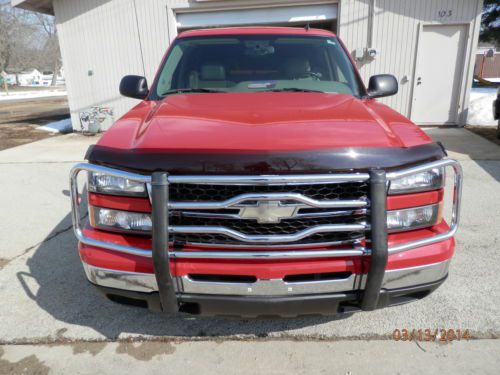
left=200, top=64, right=226, bottom=81
left=284, top=57, right=311, bottom=79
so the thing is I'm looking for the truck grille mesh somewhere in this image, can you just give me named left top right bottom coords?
left=172, top=232, right=365, bottom=246
left=170, top=182, right=368, bottom=202
left=168, top=180, right=369, bottom=248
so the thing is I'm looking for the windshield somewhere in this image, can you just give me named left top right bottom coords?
left=153, top=35, right=364, bottom=98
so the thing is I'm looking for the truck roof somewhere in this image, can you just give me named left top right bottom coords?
left=178, top=26, right=336, bottom=38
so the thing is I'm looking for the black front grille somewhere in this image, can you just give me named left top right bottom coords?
left=169, top=180, right=369, bottom=247
left=170, top=182, right=368, bottom=202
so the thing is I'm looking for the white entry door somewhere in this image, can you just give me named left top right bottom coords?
left=411, top=24, right=467, bottom=124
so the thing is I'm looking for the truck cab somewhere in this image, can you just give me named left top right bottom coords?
left=70, top=27, right=462, bottom=317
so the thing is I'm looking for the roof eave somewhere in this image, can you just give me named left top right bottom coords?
left=11, top=0, right=54, bottom=16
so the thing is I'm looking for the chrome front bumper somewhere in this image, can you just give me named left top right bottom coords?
left=82, top=260, right=450, bottom=295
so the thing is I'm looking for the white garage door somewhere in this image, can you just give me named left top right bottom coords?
left=176, top=4, right=337, bottom=30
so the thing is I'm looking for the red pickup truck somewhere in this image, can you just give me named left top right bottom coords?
left=70, top=27, right=462, bottom=317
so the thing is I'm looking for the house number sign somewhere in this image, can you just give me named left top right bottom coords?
left=438, top=10, right=453, bottom=18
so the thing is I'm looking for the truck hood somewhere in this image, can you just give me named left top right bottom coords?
left=91, top=93, right=442, bottom=173
left=99, top=92, right=433, bottom=151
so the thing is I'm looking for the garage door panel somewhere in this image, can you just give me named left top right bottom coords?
left=176, top=4, right=337, bottom=29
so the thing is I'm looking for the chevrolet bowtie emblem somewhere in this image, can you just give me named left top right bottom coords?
left=239, top=201, right=299, bottom=224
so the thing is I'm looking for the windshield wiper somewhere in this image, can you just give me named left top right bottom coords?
left=160, top=88, right=225, bottom=96
left=265, top=88, right=324, bottom=93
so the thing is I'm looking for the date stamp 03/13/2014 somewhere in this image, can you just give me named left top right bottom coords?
left=392, top=328, right=471, bottom=342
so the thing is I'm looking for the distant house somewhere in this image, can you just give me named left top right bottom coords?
left=17, top=69, right=43, bottom=86
left=1, top=67, right=66, bottom=87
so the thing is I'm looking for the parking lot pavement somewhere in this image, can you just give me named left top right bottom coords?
left=0, top=129, right=499, bottom=371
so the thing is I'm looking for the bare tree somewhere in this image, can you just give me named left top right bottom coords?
left=0, top=1, right=61, bottom=85
left=0, top=1, right=19, bottom=71
left=34, top=13, right=61, bottom=85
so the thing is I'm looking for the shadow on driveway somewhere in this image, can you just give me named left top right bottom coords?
left=16, top=210, right=349, bottom=339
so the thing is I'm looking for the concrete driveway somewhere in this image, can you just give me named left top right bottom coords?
left=0, top=129, right=499, bottom=373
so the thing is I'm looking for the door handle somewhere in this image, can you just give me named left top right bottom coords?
left=417, top=77, right=422, bottom=85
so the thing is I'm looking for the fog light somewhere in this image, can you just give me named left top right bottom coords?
left=90, top=207, right=152, bottom=232
left=387, top=203, right=441, bottom=232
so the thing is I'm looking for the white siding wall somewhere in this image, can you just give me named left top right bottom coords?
left=339, top=0, right=482, bottom=124
left=54, top=0, right=172, bottom=130
left=54, top=0, right=482, bottom=130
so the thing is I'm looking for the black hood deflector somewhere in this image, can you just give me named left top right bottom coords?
left=85, top=143, right=446, bottom=175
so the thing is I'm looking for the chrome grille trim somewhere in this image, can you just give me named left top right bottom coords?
left=169, top=224, right=367, bottom=244
left=168, top=193, right=368, bottom=210
left=160, top=180, right=369, bottom=247
left=167, top=174, right=370, bottom=185
left=175, top=208, right=367, bottom=220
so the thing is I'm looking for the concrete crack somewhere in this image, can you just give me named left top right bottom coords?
left=0, top=214, right=87, bottom=270
left=1, top=331, right=498, bottom=346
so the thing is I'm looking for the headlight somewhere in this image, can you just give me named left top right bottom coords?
left=88, top=172, right=147, bottom=197
left=90, top=207, right=152, bottom=233
left=387, top=203, right=442, bottom=232
left=388, top=167, right=444, bottom=195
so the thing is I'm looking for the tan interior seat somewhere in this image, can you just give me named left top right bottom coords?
left=189, top=63, right=232, bottom=88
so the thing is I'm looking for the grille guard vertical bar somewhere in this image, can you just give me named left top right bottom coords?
left=151, top=172, right=178, bottom=313
left=361, top=170, right=388, bottom=311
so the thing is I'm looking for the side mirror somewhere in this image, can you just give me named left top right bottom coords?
left=119, top=75, right=149, bottom=100
left=367, top=74, right=398, bottom=98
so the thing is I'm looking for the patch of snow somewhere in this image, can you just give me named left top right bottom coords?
left=0, top=90, right=67, bottom=101
left=484, top=77, right=500, bottom=83
left=38, top=118, right=73, bottom=134
left=471, top=86, right=497, bottom=95
left=467, top=87, right=497, bottom=126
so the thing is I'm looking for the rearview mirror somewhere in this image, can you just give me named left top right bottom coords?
left=367, top=74, right=398, bottom=98
left=119, top=75, right=149, bottom=100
